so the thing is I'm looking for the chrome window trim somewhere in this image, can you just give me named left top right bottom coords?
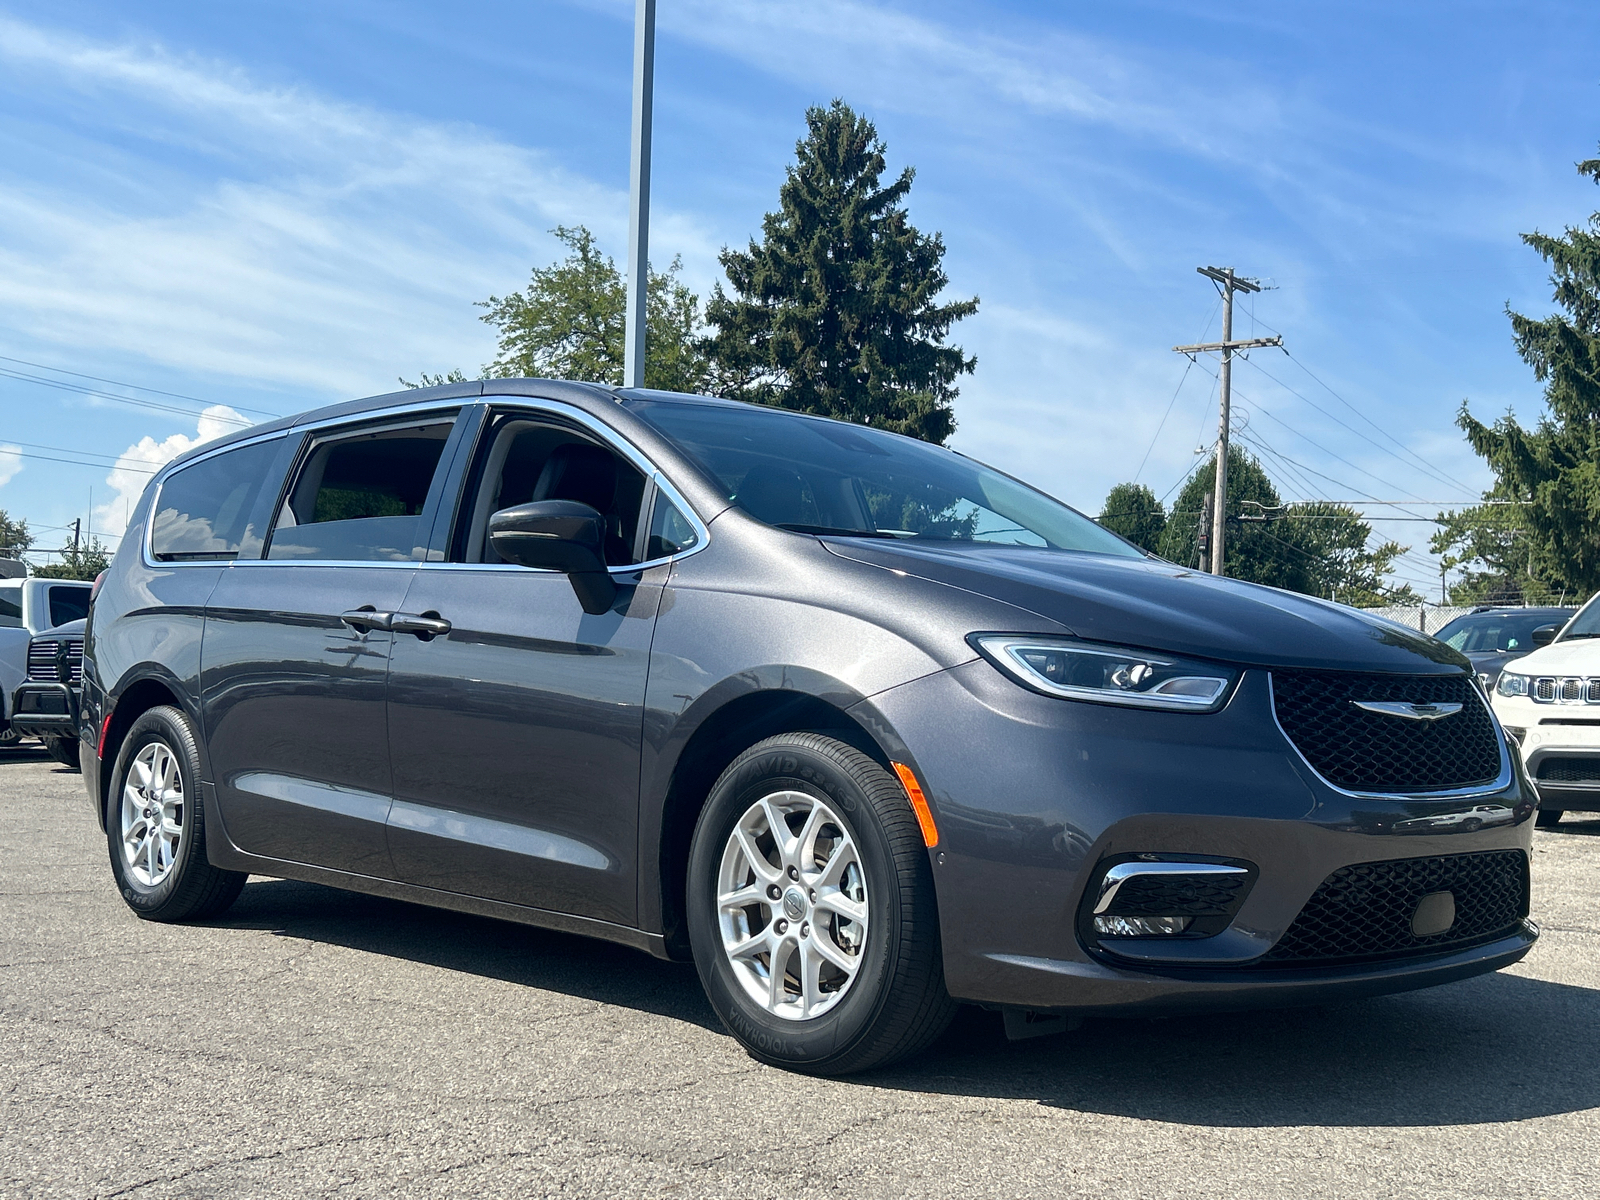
left=1266, top=672, right=1514, bottom=801
left=140, top=400, right=465, bottom=571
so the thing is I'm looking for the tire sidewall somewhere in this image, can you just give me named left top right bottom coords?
left=106, top=709, right=204, bottom=915
left=687, top=740, right=902, bottom=1069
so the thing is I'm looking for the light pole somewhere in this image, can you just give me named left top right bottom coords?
left=623, top=0, right=656, bottom=390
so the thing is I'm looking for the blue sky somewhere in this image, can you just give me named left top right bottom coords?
left=1, top=0, right=1598, bottom=596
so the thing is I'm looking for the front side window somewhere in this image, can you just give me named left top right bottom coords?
left=625, top=399, right=1142, bottom=557
left=268, top=419, right=455, bottom=563
left=48, top=586, right=90, bottom=627
left=456, top=416, right=647, bottom=566
left=151, top=437, right=283, bottom=562
left=646, top=492, right=699, bottom=559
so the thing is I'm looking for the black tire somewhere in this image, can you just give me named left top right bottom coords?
left=1536, top=808, right=1564, bottom=829
left=1462, top=817, right=1483, bottom=832
left=105, top=706, right=246, bottom=922
left=43, top=735, right=81, bottom=771
left=686, top=733, right=956, bottom=1075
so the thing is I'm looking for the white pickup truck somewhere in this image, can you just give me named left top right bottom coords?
left=0, top=574, right=94, bottom=748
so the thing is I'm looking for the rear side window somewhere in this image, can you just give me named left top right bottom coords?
left=0, top=582, right=20, bottom=628
left=152, top=438, right=283, bottom=562
left=47, top=586, right=90, bottom=627
left=267, top=420, right=454, bottom=562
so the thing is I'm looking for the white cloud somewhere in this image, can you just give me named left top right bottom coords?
left=0, top=444, right=21, bottom=490
left=94, top=405, right=247, bottom=537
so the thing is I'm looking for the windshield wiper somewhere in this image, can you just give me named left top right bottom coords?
left=775, top=524, right=902, bottom=539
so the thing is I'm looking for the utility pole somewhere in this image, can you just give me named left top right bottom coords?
left=623, top=0, right=656, bottom=390
left=71, top=518, right=80, bottom=559
left=1174, top=267, right=1282, bottom=575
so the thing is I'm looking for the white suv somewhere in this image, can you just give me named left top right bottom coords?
left=1492, top=593, right=1600, bottom=827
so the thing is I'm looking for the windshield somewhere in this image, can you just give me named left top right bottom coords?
left=626, top=399, right=1142, bottom=557
left=1434, top=610, right=1572, bottom=653
left=1560, top=596, right=1600, bottom=640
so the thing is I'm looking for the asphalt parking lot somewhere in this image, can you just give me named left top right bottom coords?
left=3, top=744, right=1598, bottom=1200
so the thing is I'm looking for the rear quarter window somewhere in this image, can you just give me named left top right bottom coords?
left=47, top=586, right=90, bottom=627
left=152, top=437, right=284, bottom=562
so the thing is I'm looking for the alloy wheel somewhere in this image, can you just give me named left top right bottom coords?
left=716, top=789, right=869, bottom=1020
left=120, top=741, right=184, bottom=888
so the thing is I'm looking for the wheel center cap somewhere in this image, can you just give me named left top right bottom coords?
left=782, top=888, right=807, bottom=921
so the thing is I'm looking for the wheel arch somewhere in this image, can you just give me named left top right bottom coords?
left=95, top=670, right=204, bottom=831
left=648, top=676, right=898, bottom=960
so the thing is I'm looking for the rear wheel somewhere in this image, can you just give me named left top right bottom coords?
left=1536, top=809, right=1564, bottom=829
left=686, top=733, right=955, bottom=1075
left=106, top=706, right=246, bottom=922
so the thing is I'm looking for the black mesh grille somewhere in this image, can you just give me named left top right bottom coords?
left=26, top=638, right=82, bottom=683
left=1102, top=874, right=1249, bottom=918
left=1272, top=670, right=1502, bottom=792
left=1536, top=757, right=1600, bottom=784
left=1263, top=850, right=1528, bottom=966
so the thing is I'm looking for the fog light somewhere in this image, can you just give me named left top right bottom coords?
left=1092, top=914, right=1193, bottom=937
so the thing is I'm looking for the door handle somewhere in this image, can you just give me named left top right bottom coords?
left=340, top=608, right=395, bottom=632
left=389, top=611, right=452, bottom=639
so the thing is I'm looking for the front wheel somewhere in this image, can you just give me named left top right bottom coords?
left=1536, top=808, right=1564, bottom=829
left=43, top=735, right=81, bottom=771
left=686, top=733, right=956, bottom=1075
left=106, top=706, right=246, bottom=922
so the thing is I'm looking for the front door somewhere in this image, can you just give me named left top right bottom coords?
left=201, top=411, right=462, bottom=876
left=383, top=409, right=662, bottom=925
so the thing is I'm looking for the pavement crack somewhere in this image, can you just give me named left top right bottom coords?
left=99, top=1132, right=397, bottom=1198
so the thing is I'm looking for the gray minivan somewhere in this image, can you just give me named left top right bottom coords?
left=80, top=380, right=1536, bottom=1074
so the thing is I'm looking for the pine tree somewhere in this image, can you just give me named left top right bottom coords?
left=703, top=101, right=977, bottom=444
left=1455, top=149, right=1600, bottom=598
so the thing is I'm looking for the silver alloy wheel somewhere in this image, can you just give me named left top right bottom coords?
left=716, top=789, right=869, bottom=1021
left=120, top=741, right=184, bottom=888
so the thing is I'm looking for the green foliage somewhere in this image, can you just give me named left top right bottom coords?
left=399, top=369, right=468, bottom=389
left=1429, top=503, right=1568, bottom=604
left=0, top=509, right=32, bottom=558
left=703, top=101, right=978, bottom=444
left=477, top=225, right=712, bottom=393
left=1453, top=150, right=1600, bottom=602
left=1145, top=448, right=1418, bottom=605
left=1098, top=482, right=1167, bottom=552
left=34, top=537, right=111, bottom=580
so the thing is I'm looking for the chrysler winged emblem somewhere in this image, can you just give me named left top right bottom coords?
left=1350, top=700, right=1463, bottom=721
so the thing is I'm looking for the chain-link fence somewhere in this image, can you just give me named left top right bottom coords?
left=1364, top=605, right=1476, bottom=637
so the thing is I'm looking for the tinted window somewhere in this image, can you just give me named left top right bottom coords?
left=0, top=582, right=20, bottom=628
left=627, top=399, right=1141, bottom=556
left=646, top=492, right=699, bottom=559
left=1559, top=599, right=1600, bottom=640
left=1436, top=611, right=1573, bottom=652
left=458, top=417, right=647, bottom=566
left=152, top=437, right=283, bottom=562
left=268, top=420, right=453, bottom=562
left=47, top=586, right=90, bottom=627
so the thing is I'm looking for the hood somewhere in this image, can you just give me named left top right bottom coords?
left=1494, top=637, right=1600, bottom=676
left=38, top=618, right=86, bottom=639
left=821, top=541, right=1469, bottom=674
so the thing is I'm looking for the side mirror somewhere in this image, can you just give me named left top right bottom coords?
left=1532, top=624, right=1559, bottom=647
left=488, top=500, right=618, bottom=615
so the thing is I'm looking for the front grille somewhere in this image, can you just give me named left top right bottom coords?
left=26, top=638, right=82, bottom=683
left=1272, top=670, right=1502, bottom=793
left=1536, top=757, right=1600, bottom=784
left=1264, top=850, right=1529, bottom=966
left=1536, top=678, right=1556, bottom=701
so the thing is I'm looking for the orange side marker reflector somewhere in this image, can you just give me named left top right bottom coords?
left=891, top=762, right=939, bottom=849
left=98, top=711, right=115, bottom=761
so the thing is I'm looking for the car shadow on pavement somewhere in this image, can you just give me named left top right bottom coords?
left=1544, top=813, right=1600, bottom=836
left=219, top=877, right=720, bottom=1032
left=881, top=970, right=1600, bottom=1126
left=216, top=877, right=1599, bottom=1128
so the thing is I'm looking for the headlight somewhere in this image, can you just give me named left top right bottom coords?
left=1496, top=671, right=1529, bottom=698
left=969, top=634, right=1238, bottom=712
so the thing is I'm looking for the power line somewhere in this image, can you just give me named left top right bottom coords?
left=1133, top=292, right=1221, bottom=484
left=0, top=353, right=281, bottom=418
left=0, top=366, right=257, bottom=428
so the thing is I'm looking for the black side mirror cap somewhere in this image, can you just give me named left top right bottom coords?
left=1532, top=624, right=1559, bottom=647
left=488, top=500, right=618, bottom=615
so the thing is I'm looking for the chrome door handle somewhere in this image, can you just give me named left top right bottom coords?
left=340, top=608, right=394, bottom=632
left=389, top=612, right=452, bottom=638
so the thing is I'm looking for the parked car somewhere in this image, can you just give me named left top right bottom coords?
left=9, top=617, right=86, bottom=768
left=1431, top=605, right=1576, bottom=691
left=1492, top=592, right=1600, bottom=827
left=0, top=576, right=92, bottom=750
left=79, top=380, right=1537, bottom=1074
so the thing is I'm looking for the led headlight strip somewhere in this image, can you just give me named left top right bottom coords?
left=969, top=634, right=1238, bottom=713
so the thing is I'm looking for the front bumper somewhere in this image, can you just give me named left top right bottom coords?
left=859, top=661, right=1536, bottom=1014
left=8, top=682, right=79, bottom=739
left=1493, top=693, right=1600, bottom=812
